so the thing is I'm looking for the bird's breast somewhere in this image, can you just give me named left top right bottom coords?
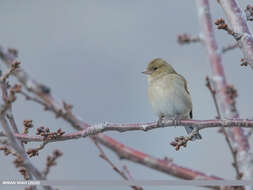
left=147, top=76, right=191, bottom=119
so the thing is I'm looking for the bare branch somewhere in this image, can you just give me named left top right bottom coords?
left=0, top=66, right=51, bottom=190
left=206, top=77, right=242, bottom=179
left=93, top=139, right=143, bottom=190
left=122, top=165, right=136, bottom=182
left=0, top=61, right=20, bottom=82
left=222, top=42, right=239, bottom=54
left=23, top=120, right=33, bottom=134
left=0, top=119, right=253, bottom=144
left=217, top=0, right=253, bottom=69
left=177, top=33, right=202, bottom=45
left=246, top=128, right=253, bottom=138
left=205, top=77, right=221, bottom=119
left=5, top=89, right=24, bottom=149
left=214, top=18, right=242, bottom=40
left=0, top=143, right=29, bottom=180
left=97, top=134, right=223, bottom=183
left=196, top=0, right=253, bottom=180
left=245, top=5, right=253, bottom=21
left=0, top=116, right=51, bottom=190
left=43, top=150, right=63, bottom=177
left=0, top=46, right=231, bottom=184
left=170, top=128, right=200, bottom=150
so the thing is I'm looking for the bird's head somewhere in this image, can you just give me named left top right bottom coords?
left=142, top=58, right=176, bottom=77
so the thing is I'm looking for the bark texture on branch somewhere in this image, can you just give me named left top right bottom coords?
left=97, top=134, right=222, bottom=181
left=0, top=110, right=51, bottom=190
left=1, top=119, right=253, bottom=143
left=0, top=46, right=227, bottom=185
left=218, top=0, right=253, bottom=69
left=196, top=0, right=253, bottom=180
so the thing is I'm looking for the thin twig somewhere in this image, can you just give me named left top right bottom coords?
left=170, top=128, right=201, bottom=150
left=246, top=128, right=253, bottom=138
left=122, top=165, right=135, bottom=181
left=93, top=139, right=143, bottom=190
left=6, top=108, right=25, bottom=150
left=196, top=0, right=253, bottom=180
left=206, top=76, right=242, bottom=179
left=26, top=141, right=49, bottom=158
left=217, top=0, right=253, bottom=69
left=205, top=77, right=221, bottom=119
left=0, top=46, right=236, bottom=188
left=0, top=116, right=51, bottom=190
left=222, top=42, right=239, bottom=54
left=42, top=150, right=63, bottom=177
left=177, top=34, right=202, bottom=45
left=1, top=119, right=253, bottom=144
left=0, top=61, right=20, bottom=82
left=214, top=18, right=242, bottom=40
left=0, top=68, right=51, bottom=190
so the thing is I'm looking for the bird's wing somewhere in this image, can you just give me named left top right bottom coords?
left=189, top=110, right=193, bottom=119
left=177, top=74, right=190, bottom=95
left=177, top=74, right=193, bottom=119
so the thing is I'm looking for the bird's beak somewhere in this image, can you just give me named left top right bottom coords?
left=142, top=70, right=152, bottom=75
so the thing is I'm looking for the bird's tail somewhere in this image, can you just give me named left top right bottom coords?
left=184, top=126, right=202, bottom=141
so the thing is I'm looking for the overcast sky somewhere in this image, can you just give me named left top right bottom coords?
left=0, top=1, right=253, bottom=190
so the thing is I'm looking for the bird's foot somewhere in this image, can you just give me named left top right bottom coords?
left=157, top=115, right=165, bottom=127
left=172, top=118, right=180, bottom=126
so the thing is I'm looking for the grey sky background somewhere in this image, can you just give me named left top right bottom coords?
left=0, top=1, right=253, bottom=190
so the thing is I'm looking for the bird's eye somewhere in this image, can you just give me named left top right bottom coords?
left=153, top=67, right=158, bottom=71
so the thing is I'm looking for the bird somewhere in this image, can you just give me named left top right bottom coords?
left=142, top=58, right=202, bottom=140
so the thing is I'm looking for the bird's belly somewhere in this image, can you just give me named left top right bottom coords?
left=148, top=85, right=190, bottom=118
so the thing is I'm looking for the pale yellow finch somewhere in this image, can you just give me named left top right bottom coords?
left=142, top=58, right=202, bottom=140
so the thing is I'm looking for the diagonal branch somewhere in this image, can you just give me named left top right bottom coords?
left=0, top=68, right=51, bottom=190
left=93, top=138, right=143, bottom=190
left=196, top=0, right=253, bottom=180
left=0, top=116, right=52, bottom=190
left=222, top=42, right=239, bottom=54
left=0, top=46, right=232, bottom=188
left=217, top=0, right=253, bottom=69
left=206, top=77, right=242, bottom=179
